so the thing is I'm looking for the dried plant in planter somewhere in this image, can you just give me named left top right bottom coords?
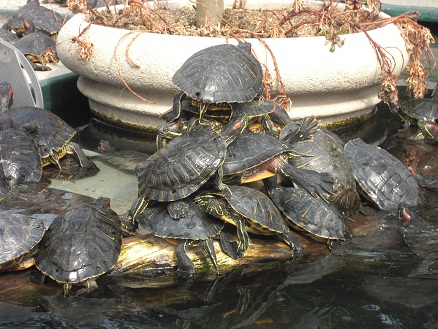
left=68, top=0, right=435, bottom=105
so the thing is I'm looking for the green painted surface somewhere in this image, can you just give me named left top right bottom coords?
left=382, top=5, right=438, bottom=23
left=39, top=73, right=90, bottom=126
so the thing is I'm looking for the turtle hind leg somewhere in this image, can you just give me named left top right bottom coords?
left=66, top=142, right=97, bottom=169
left=75, top=280, right=98, bottom=296
left=175, top=240, right=195, bottom=279
left=219, top=231, right=242, bottom=260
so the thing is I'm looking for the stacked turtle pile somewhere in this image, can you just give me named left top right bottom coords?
left=0, top=80, right=97, bottom=193
left=1, top=0, right=62, bottom=70
left=0, top=42, right=429, bottom=296
left=127, top=43, right=363, bottom=279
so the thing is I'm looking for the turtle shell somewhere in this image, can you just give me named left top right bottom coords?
left=137, top=198, right=223, bottom=240
left=223, top=132, right=293, bottom=176
left=220, top=185, right=288, bottom=236
left=172, top=43, right=263, bottom=104
left=137, top=121, right=227, bottom=202
left=6, top=1, right=63, bottom=36
left=34, top=198, right=122, bottom=287
left=288, top=129, right=361, bottom=217
left=344, top=138, right=421, bottom=212
left=0, top=106, right=76, bottom=166
left=0, top=28, right=19, bottom=43
left=399, top=98, right=438, bottom=122
left=231, top=99, right=281, bottom=118
left=0, top=128, right=42, bottom=189
left=269, top=184, right=353, bottom=241
left=0, top=211, right=46, bottom=271
left=14, top=32, right=57, bottom=61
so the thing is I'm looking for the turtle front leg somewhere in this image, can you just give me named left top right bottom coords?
left=278, top=160, right=334, bottom=202
left=175, top=240, right=195, bottom=279
left=199, top=238, right=219, bottom=274
left=278, top=231, right=304, bottom=257
left=236, top=216, right=249, bottom=252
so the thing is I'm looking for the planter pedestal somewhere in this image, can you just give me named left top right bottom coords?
left=57, top=1, right=409, bottom=131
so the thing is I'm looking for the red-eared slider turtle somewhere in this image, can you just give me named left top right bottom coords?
left=287, top=128, right=361, bottom=217
left=130, top=113, right=248, bottom=221
left=5, top=0, right=63, bottom=37
left=172, top=43, right=263, bottom=119
left=344, top=138, right=421, bottom=212
left=0, top=210, right=46, bottom=271
left=0, top=128, right=42, bottom=191
left=222, top=131, right=334, bottom=201
left=264, top=177, right=353, bottom=246
left=0, top=95, right=95, bottom=170
left=398, top=204, right=438, bottom=276
left=391, top=96, right=438, bottom=142
left=137, top=197, right=240, bottom=279
left=34, top=198, right=122, bottom=295
left=194, top=184, right=303, bottom=255
left=0, top=27, right=19, bottom=43
left=13, top=20, right=58, bottom=71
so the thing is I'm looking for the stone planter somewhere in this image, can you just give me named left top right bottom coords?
left=56, top=0, right=408, bottom=131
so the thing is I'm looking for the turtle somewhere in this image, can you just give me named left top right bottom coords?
left=137, top=197, right=240, bottom=279
left=398, top=204, right=438, bottom=276
left=0, top=86, right=95, bottom=170
left=286, top=128, right=361, bottom=217
left=0, top=210, right=46, bottom=271
left=390, top=93, right=438, bottom=142
left=172, top=43, right=263, bottom=119
left=0, top=127, right=42, bottom=191
left=222, top=131, right=335, bottom=201
left=264, top=176, right=353, bottom=246
left=0, top=26, right=19, bottom=43
left=13, top=20, right=58, bottom=71
left=130, top=113, right=248, bottom=222
left=344, top=138, right=421, bottom=212
left=194, top=184, right=304, bottom=255
left=5, top=0, right=63, bottom=38
left=34, top=197, right=122, bottom=295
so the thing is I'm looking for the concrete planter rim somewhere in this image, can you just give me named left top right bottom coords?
left=56, top=0, right=408, bottom=129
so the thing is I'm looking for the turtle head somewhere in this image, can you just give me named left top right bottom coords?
left=221, top=112, right=248, bottom=145
left=397, top=204, right=415, bottom=227
left=388, top=100, right=403, bottom=115
left=194, top=194, right=227, bottom=218
left=22, top=19, right=36, bottom=35
left=0, top=81, right=13, bottom=114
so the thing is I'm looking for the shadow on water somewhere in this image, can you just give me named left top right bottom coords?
left=1, top=93, right=438, bottom=328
